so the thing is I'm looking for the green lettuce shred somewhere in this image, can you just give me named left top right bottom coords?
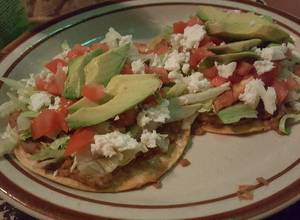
left=279, top=114, right=300, bottom=135
left=0, top=125, right=19, bottom=157
left=0, top=77, right=25, bottom=90
left=217, top=103, right=258, bottom=124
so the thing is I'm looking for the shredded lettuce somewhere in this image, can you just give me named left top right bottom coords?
left=0, top=101, right=20, bottom=118
left=166, top=82, right=186, bottom=98
left=17, top=114, right=31, bottom=131
left=217, top=103, right=258, bottom=124
left=20, top=111, right=38, bottom=118
left=31, top=136, right=69, bottom=161
left=19, top=130, right=32, bottom=141
left=0, top=77, right=25, bottom=90
left=177, top=84, right=230, bottom=105
left=279, top=114, right=300, bottom=135
left=0, top=125, right=19, bottom=157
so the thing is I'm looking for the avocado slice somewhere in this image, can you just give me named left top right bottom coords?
left=209, top=39, right=262, bottom=54
left=63, top=49, right=103, bottom=99
left=66, top=74, right=161, bottom=129
left=199, top=51, right=259, bottom=70
left=84, top=43, right=130, bottom=86
left=166, top=82, right=187, bottom=98
left=197, top=6, right=272, bottom=24
left=197, top=6, right=291, bottom=43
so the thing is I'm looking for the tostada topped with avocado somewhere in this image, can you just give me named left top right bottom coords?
left=0, top=6, right=300, bottom=191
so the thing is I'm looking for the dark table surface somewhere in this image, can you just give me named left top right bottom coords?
left=0, top=0, right=300, bottom=219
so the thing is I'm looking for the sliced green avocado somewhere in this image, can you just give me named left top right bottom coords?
left=209, top=39, right=262, bottom=54
left=166, top=82, right=187, bottom=98
left=84, top=44, right=130, bottom=86
left=199, top=51, right=259, bottom=70
left=66, top=74, right=161, bottom=129
left=197, top=6, right=291, bottom=43
left=197, top=6, right=272, bottom=24
left=63, top=49, right=103, bottom=99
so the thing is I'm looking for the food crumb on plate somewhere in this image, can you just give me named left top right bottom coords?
left=153, top=181, right=162, bottom=189
left=179, top=158, right=191, bottom=167
left=237, top=185, right=255, bottom=200
left=256, top=177, right=269, bottom=186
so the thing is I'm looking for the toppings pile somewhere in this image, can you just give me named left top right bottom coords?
left=0, top=6, right=300, bottom=191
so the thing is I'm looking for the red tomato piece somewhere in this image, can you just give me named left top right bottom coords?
left=45, top=58, right=67, bottom=74
left=64, top=128, right=95, bottom=156
left=82, top=84, right=105, bottom=102
left=211, top=76, right=227, bottom=87
left=142, top=95, right=158, bottom=108
left=121, top=63, right=134, bottom=74
left=203, top=66, right=218, bottom=79
left=35, top=71, right=66, bottom=96
left=189, top=48, right=214, bottom=69
left=145, top=66, right=170, bottom=84
left=187, top=16, right=204, bottom=26
left=31, top=110, right=65, bottom=140
left=235, top=61, right=253, bottom=76
left=173, top=21, right=187, bottom=34
left=213, top=90, right=235, bottom=112
left=59, top=98, right=76, bottom=116
left=90, top=43, right=109, bottom=52
left=257, top=63, right=280, bottom=86
left=272, top=80, right=289, bottom=105
left=286, top=75, right=299, bottom=90
left=67, top=44, right=90, bottom=60
left=294, top=64, right=300, bottom=77
left=199, top=36, right=223, bottom=48
left=112, top=108, right=138, bottom=128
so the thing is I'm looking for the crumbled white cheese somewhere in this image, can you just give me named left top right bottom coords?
left=119, top=35, right=132, bottom=46
left=164, top=51, right=187, bottom=71
left=114, top=115, right=120, bottom=121
left=239, top=79, right=277, bottom=114
left=183, top=72, right=211, bottom=93
left=182, top=24, right=206, bottom=49
left=62, top=66, right=68, bottom=73
left=261, top=87, right=277, bottom=114
left=215, top=62, right=237, bottom=78
left=140, top=129, right=169, bottom=152
left=21, top=74, right=36, bottom=88
left=181, top=63, right=190, bottom=74
left=48, top=96, right=61, bottom=110
left=70, top=155, right=78, bottom=173
left=91, top=131, right=147, bottom=158
left=137, top=99, right=170, bottom=127
left=131, top=59, right=145, bottom=74
left=29, top=92, right=52, bottom=111
left=287, top=42, right=300, bottom=59
left=151, top=54, right=163, bottom=67
left=168, top=70, right=183, bottom=82
left=239, top=79, right=266, bottom=108
left=253, top=60, right=274, bottom=75
left=170, top=33, right=183, bottom=49
left=256, top=44, right=288, bottom=61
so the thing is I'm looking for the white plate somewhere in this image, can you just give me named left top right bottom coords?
left=0, top=0, right=300, bottom=219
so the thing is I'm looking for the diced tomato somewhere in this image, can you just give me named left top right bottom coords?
left=294, top=64, right=300, bottom=77
left=82, top=84, right=105, bottom=102
left=89, top=42, right=109, bottom=52
left=121, top=63, right=133, bottom=74
left=45, top=58, right=67, bottom=74
left=257, top=63, right=281, bottom=86
left=59, top=98, right=76, bottom=115
left=142, top=95, right=158, bottom=108
left=199, top=36, right=223, bottom=48
left=272, top=80, right=289, bottom=105
left=187, top=16, right=204, bottom=26
left=64, top=128, right=95, bottom=156
left=211, top=76, right=227, bottom=87
left=286, top=75, right=299, bottom=90
left=189, top=48, right=214, bottom=69
left=145, top=66, right=170, bottom=84
left=35, top=71, right=66, bottom=96
left=235, top=61, right=253, bottom=76
left=213, top=90, right=235, bottom=112
left=112, top=108, right=138, bottom=128
left=134, top=43, right=152, bottom=54
left=153, top=39, right=169, bottom=54
left=203, top=66, right=218, bottom=79
left=31, top=110, right=67, bottom=140
left=66, top=44, right=90, bottom=60
left=173, top=21, right=187, bottom=34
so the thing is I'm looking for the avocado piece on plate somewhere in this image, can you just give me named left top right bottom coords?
left=84, top=43, right=130, bottom=86
left=199, top=51, right=259, bottom=70
left=197, top=6, right=291, bottom=43
left=209, top=39, right=262, bottom=54
left=66, top=74, right=161, bottom=129
left=68, top=95, right=113, bottom=113
left=63, top=49, right=103, bottom=99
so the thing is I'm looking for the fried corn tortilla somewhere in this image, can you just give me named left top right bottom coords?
left=14, top=123, right=191, bottom=192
